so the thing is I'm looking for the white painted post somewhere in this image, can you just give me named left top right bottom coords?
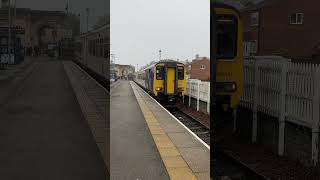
left=197, top=80, right=200, bottom=111
left=207, top=83, right=210, bottom=114
left=252, top=60, right=259, bottom=143
left=183, top=94, right=185, bottom=104
left=278, top=61, right=287, bottom=156
left=312, top=67, right=320, bottom=166
left=189, top=81, right=191, bottom=107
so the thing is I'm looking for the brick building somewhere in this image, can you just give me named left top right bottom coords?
left=241, top=0, right=320, bottom=61
left=190, top=55, right=210, bottom=81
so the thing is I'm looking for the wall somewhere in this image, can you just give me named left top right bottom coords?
left=242, top=0, right=320, bottom=59
left=190, top=58, right=210, bottom=81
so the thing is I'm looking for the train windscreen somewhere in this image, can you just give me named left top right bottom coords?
left=178, top=66, right=184, bottom=80
left=156, top=66, right=164, bottom=80
left=216, top=15, right=237, bottom=59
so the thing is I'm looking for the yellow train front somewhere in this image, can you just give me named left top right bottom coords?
left=214, top=3, right=244, bottom=110
left=137, top=60, right=186, bottom=103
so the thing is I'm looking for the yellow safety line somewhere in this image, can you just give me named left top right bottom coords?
left=130, top=82, right=198, bottom=180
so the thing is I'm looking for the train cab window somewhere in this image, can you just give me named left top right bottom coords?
left=178, top=67, right=184, bottom=80
left=156, top=66, right=164, bottom=80
left=217, top=15, right=237, bottom=59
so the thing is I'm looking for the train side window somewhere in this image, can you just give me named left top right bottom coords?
left=156, top=66, right=164, bottom=80
left=217, top=15, right=237, bottom=59
left=178, top=67, right=184, bottom=80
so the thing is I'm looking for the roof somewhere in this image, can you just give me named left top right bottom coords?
left=80, top=23, right=109, bottom=38
left=157, top=59, right=182, bottom=64
left=0, top=8, right=66, bottom=17
left=141, top=59, right=184, bottom=72
left=192, top=57, right=210, bottom=62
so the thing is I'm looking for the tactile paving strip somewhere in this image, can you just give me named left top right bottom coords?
left=130, top=81, right=198, bottom=180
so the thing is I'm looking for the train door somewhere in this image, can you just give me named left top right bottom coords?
left=166, top=67, right=175, bottom=94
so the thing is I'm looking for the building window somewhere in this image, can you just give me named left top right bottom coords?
left=250, top=12, right=259, bottom=26
left=200, top=65, right=205, bottom=70
left=290, top=13, right=304, bottom=24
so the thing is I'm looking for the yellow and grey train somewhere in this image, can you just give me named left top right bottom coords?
left=213, top=3, right=244, bottom=109
left=135, top=60, right=187, bottom=102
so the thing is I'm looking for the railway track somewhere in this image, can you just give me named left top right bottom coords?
left=73, top=59, right=110, bottom=91
left=213, top=148, right=268, bottom=180
left=165, top=106, right=266, bottom=180
left=166, top=107, right=210, bottom=145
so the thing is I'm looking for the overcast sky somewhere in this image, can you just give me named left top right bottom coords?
left=111, top=0, right=210, bottom=68
left=14, top=0, right=108, bottom=29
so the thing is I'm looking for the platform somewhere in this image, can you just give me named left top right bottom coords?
left=110, top=80, right=209, bottom=180
left=0, top=58, right=108, bottom=179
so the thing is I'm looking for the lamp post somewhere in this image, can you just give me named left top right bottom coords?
left=78, top=13, right=82, bottom=34
left=13, top=0, right=16, bottom=25
left=78, top=9, right=87, bottom=34
left=86, top=8, right=89, bottom=32
left=159, top=49, right=161, bottom=61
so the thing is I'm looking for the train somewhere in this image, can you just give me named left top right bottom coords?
left=74, top=23, right=109, bottom=89
left=135, top=60, right=187, bottom=103
left=213, top=2, right=244, bottom=110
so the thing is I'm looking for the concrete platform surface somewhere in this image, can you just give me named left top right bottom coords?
left=0, top=58, right=108, bottom=180
left=63, top=61, right=109, bottom=171
left=110, top=80, right=170, bottom=180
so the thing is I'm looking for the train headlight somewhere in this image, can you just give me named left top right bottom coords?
left=156, top=87, right=162, bottom=91
left=216, top=82, right=237, bottom=92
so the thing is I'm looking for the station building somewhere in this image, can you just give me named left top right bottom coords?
left=112, top=64, right=135, bottom=79
left=0, top=0, right=79, bottom=58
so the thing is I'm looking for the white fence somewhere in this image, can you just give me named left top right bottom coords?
left=185, top=79, right=210, bottom=113
left=240, top=56, right=320, bottom=164
left=185, top=56, right=320, bottom=131
left=240, top=56, right=319, bottom=129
